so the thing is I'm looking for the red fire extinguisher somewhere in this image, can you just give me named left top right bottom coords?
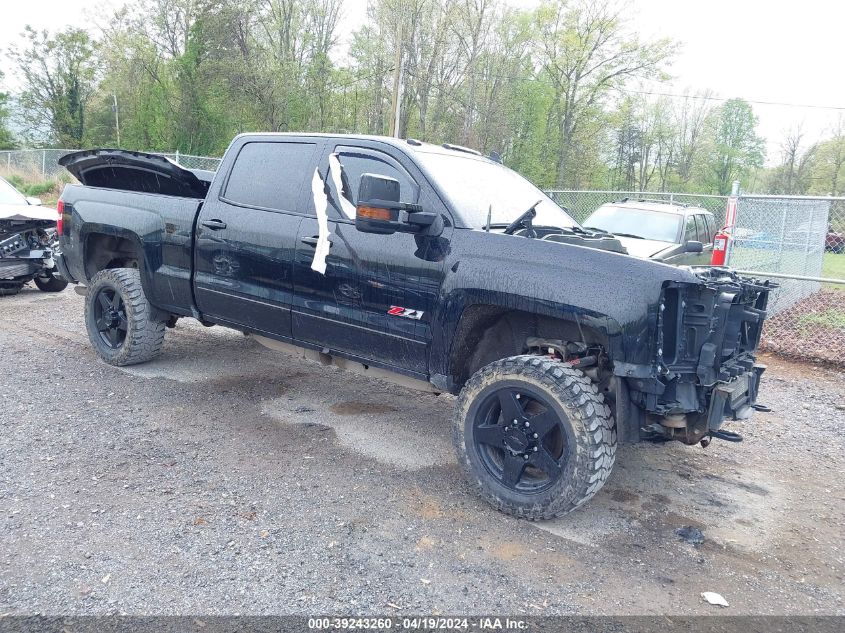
left=711, top=227, right=729, bottom=266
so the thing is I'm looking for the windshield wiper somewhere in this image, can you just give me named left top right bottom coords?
left=609, top=232, right=645, bottom=240
left=503, top=200, right=542, bottom=237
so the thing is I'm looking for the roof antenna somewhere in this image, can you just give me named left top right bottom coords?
left=485, top=205, right=492, bottom=232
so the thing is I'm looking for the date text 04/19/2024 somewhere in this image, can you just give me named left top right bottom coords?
left=307, top=617, right=529, bottom=630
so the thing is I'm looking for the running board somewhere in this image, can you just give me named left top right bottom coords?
left=251, top=334, right=440, bottom=393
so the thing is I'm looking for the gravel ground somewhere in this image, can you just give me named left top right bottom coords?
left=0, top=286, right=843, bottom=615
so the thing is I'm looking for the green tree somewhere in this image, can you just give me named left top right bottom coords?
left=804, top=117, right=845, bottom=196
left=0, top=71, right=17, bottom=149
left=533, top=0, right=675, bottom=187
left=703, top=98, right=765, bottom=194
left=8, top=27, right=99, bottom=146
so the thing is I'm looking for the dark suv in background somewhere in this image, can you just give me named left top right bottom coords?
left=583, top=199, right=717, bottom=265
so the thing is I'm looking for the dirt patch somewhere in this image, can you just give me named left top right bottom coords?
left=762, top=290, right=845, bottom=366
left=609, top=489, right=640, bottom=504
left=330, top=401, right=400, bottom=415
left=415, top=535, right=436, bottom=550
left=488, top=542, right=529, bottom=561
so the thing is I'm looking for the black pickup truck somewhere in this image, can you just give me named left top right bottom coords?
left=56, top=134, right=773, bottom=519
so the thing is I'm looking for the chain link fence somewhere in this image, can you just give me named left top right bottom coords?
left=0, top=149, right=222, bottom=180
left=730, top=195, right=845, bottom=364
left=0, top=151, right=842, bottom=365
left=546, top=190, right=845, bottom=365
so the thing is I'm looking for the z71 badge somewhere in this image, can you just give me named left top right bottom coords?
left=387, top=306, right=424, bottom=320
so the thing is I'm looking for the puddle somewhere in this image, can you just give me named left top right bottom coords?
left=262, top=396, right=453, bottom=470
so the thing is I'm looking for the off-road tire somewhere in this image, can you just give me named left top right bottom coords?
left=84, top=268, right=165, bottom=366
left=33, top=272, right=69, bottom=293
left=453, top=355, right=616, bottom=519
left=0, top=283, right=23, bottom=297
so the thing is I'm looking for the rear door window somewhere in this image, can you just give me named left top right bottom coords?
left=694, top=215, right=710, bottom=244
left=703, top=214, right=716, bottom=242
left=223, top=141, right=317, bottom=212
left=683, top=215, right=698, bottom=243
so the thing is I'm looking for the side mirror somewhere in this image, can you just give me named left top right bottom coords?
left=355, top=173, right=402, bottom=235
left=355, top=173, right=440, bottom=236
left=684, top=240, right=704, bottom=253
left=25, top=197, right=42, bottom=206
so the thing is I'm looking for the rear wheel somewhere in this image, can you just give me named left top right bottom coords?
left=453, top=355, right=616, bottom=519
left=34, top=271, right=69, bottom=293
left=84, top=268, right=166, bottom=366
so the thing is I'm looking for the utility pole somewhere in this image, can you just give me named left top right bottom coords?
left=113, top=94, right=120, bottom=147
left=389, top=21, right=403, bottom=138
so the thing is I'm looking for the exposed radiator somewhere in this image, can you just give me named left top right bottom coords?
left=0, top=262, right=34, bottom=279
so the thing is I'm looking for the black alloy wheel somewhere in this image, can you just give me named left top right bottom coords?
left=453, top=355, right=617, bottom=519
left=472, top=382, right=573, bottom=494
left=93, top=286, right=129, bottom=349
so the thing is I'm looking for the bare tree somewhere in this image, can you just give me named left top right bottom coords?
left=769, top=125, right=816, bottom=195
left=673, top=90, right=712, bottom=186
left=534, top=0, right=674, bottom=187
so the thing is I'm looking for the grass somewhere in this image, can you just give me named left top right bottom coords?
left=730, top=248, right=844, bottom=291
left=797, top=307, right=845, bottom=329
left=1, top=169, right=68, bottom=207
left=823, top=252, right=845, bottom=291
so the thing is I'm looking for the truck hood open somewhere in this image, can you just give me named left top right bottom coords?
left=58, top=149, right=212, bottom=199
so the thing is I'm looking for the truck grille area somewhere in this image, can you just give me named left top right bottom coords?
left=658, top=269, right=775, bottom=387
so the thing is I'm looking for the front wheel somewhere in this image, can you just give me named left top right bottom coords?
left=34, top=271, right=69, bottom=293
left=453, top=355, right=617, bottom=519
left=84, top=268, right=166, bottom=366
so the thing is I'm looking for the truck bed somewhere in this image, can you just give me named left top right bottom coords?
left=59, top=183, right=203, bottom=315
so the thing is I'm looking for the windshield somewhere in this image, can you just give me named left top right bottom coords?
left=415, top=151, right=577, bottom=229
left=585, top=205, right=682, bottom=243
left=0, top=178, right=27, bottom=205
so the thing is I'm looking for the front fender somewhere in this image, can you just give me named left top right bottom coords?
left=429, top=287, right=625, bottom=381
left=430, top=229, right=702, bottom=379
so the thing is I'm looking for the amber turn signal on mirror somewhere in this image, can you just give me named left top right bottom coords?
left=357, top=206, right=396, bottom=221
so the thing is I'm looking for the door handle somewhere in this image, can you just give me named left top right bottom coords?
left=201, top=219, right=227, bottom=230
left=300, top=236, right=332, bottom=248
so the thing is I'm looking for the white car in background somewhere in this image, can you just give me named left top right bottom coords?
left=0, top=176, right=68, bottom=296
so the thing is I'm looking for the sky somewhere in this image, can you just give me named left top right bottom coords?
left=1, top=0, right=842, bottom=164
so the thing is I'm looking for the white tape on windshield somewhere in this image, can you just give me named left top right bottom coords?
left=329, top=153, right=357, bottom=219
left=310, top=168, right=331, bottom=275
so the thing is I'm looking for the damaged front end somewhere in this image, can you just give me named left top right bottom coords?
left=632, top=267, right=775, bottom=445
left=0, top=219, right=62, bottom=291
